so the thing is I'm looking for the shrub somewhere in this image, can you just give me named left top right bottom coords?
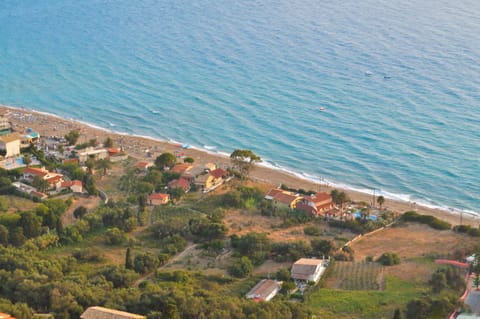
left=376, top=252, right=400, bottom=266
left=228, top=256, right=253, bottom=278
left=304, top=226, right=322, bottom=236
left=105, top=227, right=126, bottom=245
left=401, top=211, right=451, bottom=230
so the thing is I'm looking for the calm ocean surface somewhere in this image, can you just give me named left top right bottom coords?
left=0, top=1, right=479, bottom=214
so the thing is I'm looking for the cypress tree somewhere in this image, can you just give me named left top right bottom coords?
left=125, top=247, right=134, bottom=269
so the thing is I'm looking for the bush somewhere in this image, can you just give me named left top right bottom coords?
left=134, top=252, right=159, bottom=274
left=228, top=256, right=253, bottom=278
left=376, top=252, right=400, bottom=266
left=304, top=226, right=322, bottom=236
left=105, top=227, right=126, bottom=245
left=401, top=211, right=451, bottom=230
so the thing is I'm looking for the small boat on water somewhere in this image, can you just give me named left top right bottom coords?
left=319, top=107, right=326, bottom=111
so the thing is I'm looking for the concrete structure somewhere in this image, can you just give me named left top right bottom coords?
left=291, top=258, right=327, bottom=283
left=0, top=115, right=12, bottom=135
left=264, top=188, right=303, bottom=210
left=0, top=132, right=21, bottom=157
left=147, top=193, right=170, bottom=206
left=77, top=148, right=108, bottom=163
left=81, top=306, right=145, bottom=319
left=246, top=279, right=282, bottom=302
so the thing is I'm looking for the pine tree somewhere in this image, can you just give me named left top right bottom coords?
left=125, top=247, right=134, bottom=270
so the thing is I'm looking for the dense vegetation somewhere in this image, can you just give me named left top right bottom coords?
left=400, top=211, right=451, bottom=230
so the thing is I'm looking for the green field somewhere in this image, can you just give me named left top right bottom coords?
left=307, top=276, right=428, bottom=319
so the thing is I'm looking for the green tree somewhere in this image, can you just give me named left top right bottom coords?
left=96, top=158, right=112, bottom=176
left=377, top=252, right=401, bottom=266
left=228, top=256, right=254, bottom=278
left=392, top=308, right=402, bottom=319
left=85, top=157, right=95, bottom=175
left=155, top=152, right=177, bottom=170
left=19, top=211, right=42, bottom=238
left=230, top=149, right=261, bottom=177
left=32, top=175, right=48, bottom=193
left=105, top=227, right=126, bottom=245
left=184, top=157, right=194, bottom=163
left=64, top=130, right=80, bottom=145
left=23, top=154, right=32, bottom=167
left=88, top=138, right=98, bottom=147
left=73, top=206, right=87, bottom=219
left=0, top=224, right=9, bottom=245
left=377, top=195, right=385, bottom=209
left=125, top=247, right=134, bottom=270
left=134, top=252, right=159, bottom=274
left=103, top=137, right=114, bottom=148
left=57, top=144, right=65, bottom=155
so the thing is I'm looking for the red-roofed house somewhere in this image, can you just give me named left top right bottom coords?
left=264, top=189, right=302, bottom=210
left=23, top=167, right=64, bottom=190
left=171, top=163, right=192, bottom=174
left=168, top=178, right=191, bottom=192
left=147, top=193, right=170, bottom=206
left=0, top=313, right=16, bottom=319
left=246, top=279, right=282, bottom=302
left=61, top=180, right=83, bottom=193
left=210, top=168, right=228, bottom=179
left=296, top=192, right=333, bottom=216
left=30, top=191, right=48, bottom=201
left=136, top=161, right=154, bottom=172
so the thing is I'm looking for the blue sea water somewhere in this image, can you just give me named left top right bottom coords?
left=0, top=0, right=479, bottom=214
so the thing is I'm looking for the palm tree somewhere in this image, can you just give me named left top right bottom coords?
left=96, top=159, right=112, bottom=176
left=32, top=176, right=49, bottom=193
left=377, top=195, right=385, bottom=210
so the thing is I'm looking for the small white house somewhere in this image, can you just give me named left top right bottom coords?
left=291, top=258, right=327, bottom=283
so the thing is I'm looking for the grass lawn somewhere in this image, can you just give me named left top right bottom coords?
left=307, top=275, right=428, bottom=319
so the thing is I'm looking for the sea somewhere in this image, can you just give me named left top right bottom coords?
left=0, top=0, right=479, bottom=216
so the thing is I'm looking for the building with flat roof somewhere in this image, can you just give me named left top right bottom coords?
left=0, top=132, right=21, bottom=157
left=291, top=258, right=328, bottom=283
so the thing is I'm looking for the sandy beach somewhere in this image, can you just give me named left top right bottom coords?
left=1, top=104, right=477, bottom=227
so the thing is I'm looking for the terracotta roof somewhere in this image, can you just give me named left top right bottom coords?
left=136, top=161, right=153, bottom=168
left=81, top=306, right=145, bottom=319
left=210, top=168, right=227, bottom=179
left=306, top=192, right=332, bottom=204
left=0, top=313, right=16, bottom=319
left=63, top=158, right=79, bottom=165
left=291, top=258, right=324, bottom=281
left=24, top=167, right=49, bottom=178
left=168, top=178, right=190, bottom=191
left=265, top=189, right=285, bottom=199
left=246, top=279, right=281, bottom=301
left=171, top=163, right=191, bottom=174
left=46, top=175, right=63, bottom=184
left=30, top=191, right=47, bottom=199
left=61, top=180, right=82, bottom=188
left=148, top=193, right=169, bottom=200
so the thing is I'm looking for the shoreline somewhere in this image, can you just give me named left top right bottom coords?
left=1, top=104, right=478, bottom=227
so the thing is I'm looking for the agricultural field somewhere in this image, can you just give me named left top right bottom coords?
left=328, top=261, right=384, bottom=290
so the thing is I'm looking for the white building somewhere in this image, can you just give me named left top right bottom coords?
left=0, top=133, right=21, bottom=157
left=291, top=258, right=327, bottom=283
left=246, top=279, right=282, bottom=302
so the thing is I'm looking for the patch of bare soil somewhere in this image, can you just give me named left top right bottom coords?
left=62, top=196, right=102, bottom=226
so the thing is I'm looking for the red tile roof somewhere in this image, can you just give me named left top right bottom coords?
left=168, top=178, right=190, bottom=191
left=148, top=193, right=169, bottom=201
left=0, top=313, right=16, bottom=319
left=46, top=175, right=63, bottom=184
left=210, top=168, right=227, bottom=179
left=24, top=167, right=49, bottom=178
left=171, top=163, right=191, bottom=174
left=136, top=161, right=153, bottom=169
left=307, top=192, right=332, bottom=204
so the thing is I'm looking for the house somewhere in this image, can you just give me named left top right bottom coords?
left=168, top=178, right=191, bottom=192
left=147, top=193, right=170, bottom=206
left=0, top=313, right=16, bottom=319
left=63, top=158, right=80, bottom=165
left=77, top=148, right=109, bottom=163
left=23, top=167, right=64, bottom=190
left=135, top=161, right=154, bottom=172
left=264, top=189, right=303, bottom=210
left=296, top=192, right=333, bottom=216
left=204, top=162, right=216, bottom=171
left=171, top=163, right=192, bottom=174
left=81, top=306, right=146, bottom=319
left=30, top=191, right=48, bottom=201
left=246, top=279, right=282, bottom=302
left=60, top=180, right=83, bottom=193
left=0, top=132, right=21, bottom=157
left=291, top=258, right=327, bottom=283
left=210, top=168, right=228, bottom=179
left=194, top=172, right=223, bottom=192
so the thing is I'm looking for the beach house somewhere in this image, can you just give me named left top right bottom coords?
left=296, top=192, right=333, bottom=216
left=171, top=163, right=193, bottom=174
left=147, top=193, right=170, bottom=206
left=246, top=279, right=282, bottom=302
left=264, top=188, right=303, bottom=210
left=291, top=258, right=328, bottom=284
left=77, top=148, right=109, bottom=163
left=81, top=306, right=146, bottom=319
left=0, top=132, right=21, bottom=157
left=194, top=169, right=227, bottom=192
